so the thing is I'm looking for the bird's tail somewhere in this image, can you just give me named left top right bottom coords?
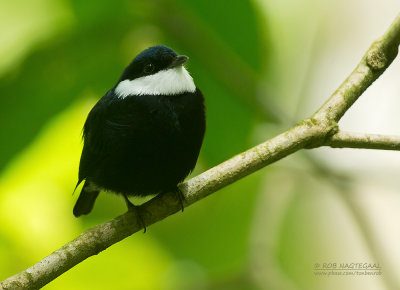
left=73, top=182, right=100, bottom=217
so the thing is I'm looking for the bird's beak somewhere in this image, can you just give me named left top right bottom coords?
left=168, top=55, right=189, bottom=68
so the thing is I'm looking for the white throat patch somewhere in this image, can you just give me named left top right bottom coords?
left=115, top=66, right=196, bottom=98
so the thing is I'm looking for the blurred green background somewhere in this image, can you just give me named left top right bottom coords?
left=1, top=0, right=400, bottom=289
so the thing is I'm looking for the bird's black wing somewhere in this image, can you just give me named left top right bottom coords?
left=78, top=92, right=149, bottom=184
left=77, top=97, right=108, bottom=185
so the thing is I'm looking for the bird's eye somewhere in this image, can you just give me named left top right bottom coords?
left=143, top=63, right=154, bottom=74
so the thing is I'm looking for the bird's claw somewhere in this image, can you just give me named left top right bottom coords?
left=174, top=187, right=186, bottom=212
left=123, top=194, right=147, bottom=233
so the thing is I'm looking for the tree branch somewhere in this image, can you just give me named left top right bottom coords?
left=326, top=130, right=400, bottom=150
left=313, top=15, right=400, bottom=122
left=2, top=13, right=400, bottom=290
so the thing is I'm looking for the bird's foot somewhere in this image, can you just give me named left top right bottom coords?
left=173, top=186, right=186, bottom=212
left=122, top=194, right=147, bottom=233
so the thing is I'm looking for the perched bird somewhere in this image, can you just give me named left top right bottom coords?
left=73, top=45, right=206, bottom=224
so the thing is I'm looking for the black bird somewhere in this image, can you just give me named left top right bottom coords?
left=73, top=45, right=206, bottom=222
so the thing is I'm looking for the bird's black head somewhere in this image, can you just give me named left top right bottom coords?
left=119, top=45, right=189, bottom=81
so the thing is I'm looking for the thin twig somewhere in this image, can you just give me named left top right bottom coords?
left=327, top=130, right=400, bottom=150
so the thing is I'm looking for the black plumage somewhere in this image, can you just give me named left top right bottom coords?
left=73, top=45, right=206, bottom=217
